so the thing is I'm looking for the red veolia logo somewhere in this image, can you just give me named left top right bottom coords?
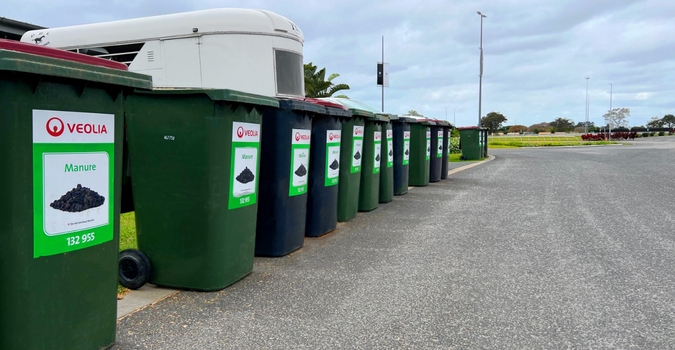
left=237, top=126, right=244, bottom=138
left=329, top=133, right=334, bottom=141
left=46, top=117, right=64, bottom=137
left=295, top=132, right=301, bottom=141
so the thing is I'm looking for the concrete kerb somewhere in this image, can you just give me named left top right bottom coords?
left=117, top=154, right=496, bottom=319
left=447, top=154, right=495, bottom=176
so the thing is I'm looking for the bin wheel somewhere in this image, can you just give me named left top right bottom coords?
left=118, top=249, right=151, bottom=290
left=460, top=155, right=467, bottom=160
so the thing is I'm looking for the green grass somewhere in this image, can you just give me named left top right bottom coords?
left=117, top=212, right=138, bottom=295
left=448, top=153, right=488, bottom=162
left=489, top=140, right=618, bottom=148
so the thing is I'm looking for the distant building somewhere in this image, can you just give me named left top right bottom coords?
left=0, top=17, right=45, bottom=40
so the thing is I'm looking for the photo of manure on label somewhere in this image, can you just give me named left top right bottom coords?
left=50, top=184, right=105, bottom=213
left=295, top=163, right=307, bottom=177
left=354, top=151, right=361, bottom=160
left=427, top=147, right=430, bottom=152
left=329, top=159, right=339, bottom=170
left=375, top=154, right=380, bottom=162
left=389, top=150, right=393, bottom=156
left=236, top=167, right=255, bottom=184
left=439, top=145, right=443, bottom=151
left=405, top=149, right=409, bottom=155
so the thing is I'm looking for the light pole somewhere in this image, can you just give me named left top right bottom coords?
left=585, top=77, right=590, bottom=134
left=609, top=83, right=612, bottom=140
left=477, top=11, right=486, bottom=127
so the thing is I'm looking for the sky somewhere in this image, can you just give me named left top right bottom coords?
left=5, top=0, right=674, bottom=127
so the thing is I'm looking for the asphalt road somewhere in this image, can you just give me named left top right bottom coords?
left=114, top=137, right=675, bottom=349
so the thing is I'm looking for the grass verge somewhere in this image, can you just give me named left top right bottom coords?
left=117, top=212, right=138, bottom=296
left=448, top=153, right=488, bottom=162
left=489, top=141, right=618, bottom=148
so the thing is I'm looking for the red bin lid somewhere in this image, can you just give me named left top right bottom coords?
left=0, top=39, right=128, bottom=70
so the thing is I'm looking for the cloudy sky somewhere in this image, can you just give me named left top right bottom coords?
left=5, top=0, right=674, bottom=127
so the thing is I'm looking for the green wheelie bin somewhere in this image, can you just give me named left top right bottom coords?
left=408, top=117, right=437, bottom=186
left=392, top=116, right=413, bottom=195
left=358, top=114, right=389, bottom=212
left=458, top=126, right=485, bottom=160
left=440, top=121, right=453, bottom=180
left=0, top=40, right=152, bottom=350
left=124, top=89, right=278, bottom=291
left=320, top=98, right=373, bottom=222
left=379, top=115, right=395, bottom=203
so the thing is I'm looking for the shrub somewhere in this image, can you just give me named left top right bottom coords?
left=533, top=129, right=539, bottom=134
left=642, top=132, right=650, bottom=137
left=651, top=132, right=656, bottom=137
left=658, top=131, right=665, bottom=136
left=449, top=137, right=461, bottom=154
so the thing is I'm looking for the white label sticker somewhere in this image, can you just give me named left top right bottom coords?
left=33, top=110, right=114, bottom=144
left=292, top=128, right=311, bottom=145
left=353, top=125, right=365, bottom=137
left=232, top=122, right=260, bottom=143
left=42, top=152, right=110, bottom=235
left=232, top=147, right=258, bottom=198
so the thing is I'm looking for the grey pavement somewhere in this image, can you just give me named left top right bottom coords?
left=113, top=137, right=675, bottom=349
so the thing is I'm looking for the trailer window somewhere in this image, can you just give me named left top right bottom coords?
left=275, top=49, right=303, bottom=96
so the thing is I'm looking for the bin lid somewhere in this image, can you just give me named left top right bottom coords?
left=0, top=41, right=152, bottom=90
left=278, top=98, right=325, bottom=114
left=0, top=39, right=129, bottom=70
left=136, top=88, right=280, bottom=107
left=318, top=98, right=378, bottom=119
left=433, top=120, right=453, bottom=128
left=392, top=116, right=416, bottom=123
left=457, top=126, right=484, bottom=130
left=401, top=115, right=436, bottom=125
left=302, top=97, right=352, bottom=117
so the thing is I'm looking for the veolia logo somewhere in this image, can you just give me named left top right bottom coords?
left=355, top=128, right=363, bottom=135
left=46, top=117, right=64, bottom=137
left=237, top=126, right=244, bottom=138
left=295, top=132, right=301, bottom=141
left=329, top=133, right=334, bottom=141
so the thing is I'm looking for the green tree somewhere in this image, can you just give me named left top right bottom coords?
left=407, top=110, right=424, bottom=117
left=304, top=62, right=350, bottom=98
left=480, top=111, right=507, bottom=133
left=646, top=116, right=663, bottom=128
left=550, top=117, right=575, bottom=132
left=662, top=114, right=675, bottom=129
left=603, top=107, right=630, bottom=129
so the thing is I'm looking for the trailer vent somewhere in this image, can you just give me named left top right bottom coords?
left=147, top=50, right=154, bottom=62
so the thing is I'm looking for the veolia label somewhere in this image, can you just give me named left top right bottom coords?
left=373, top=131, right=381, bottom=174
left=290, top=128, right=311, bottom=196
left=386, top=129, right=393, bottom=167
left=426, top=128, right=431, bottom=161
left=33, top=110, right=114, bottom=258
left=352, top=125, right=364, bottom=173
left=325, top=130, right=341, bottom=186
left=403, top=131, right=411, bottom=165
left=229, top=122, right=260, bottom=209
left=437, top=130, right=444, bottom=158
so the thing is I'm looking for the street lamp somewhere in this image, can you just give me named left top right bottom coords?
left=585, top=77, right=590, bottom=134
left=477, top=11, right=486, bottom=127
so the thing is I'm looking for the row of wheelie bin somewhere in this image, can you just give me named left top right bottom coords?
left=0, top=41, right=456, bottom=350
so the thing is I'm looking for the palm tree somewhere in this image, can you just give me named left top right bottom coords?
left=304, top=62, right=350, bottom=98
